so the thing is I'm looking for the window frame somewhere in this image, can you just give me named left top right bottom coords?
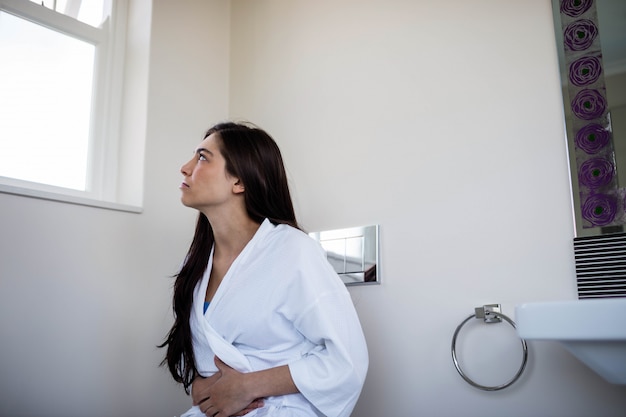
left=0, top=0, right=140, bottom=213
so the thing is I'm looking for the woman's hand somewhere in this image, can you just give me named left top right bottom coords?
left=196, top=357, right=264, bottom=417
left=192, top=372, right=221, bottom=406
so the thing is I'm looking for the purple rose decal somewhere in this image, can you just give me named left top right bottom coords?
left=560, top=0, right=593, bottom=17
left=571, top=89, right=606, bottom=120
left=581, top=193, right=617, bottom=226
left=578, top=157, right=615, bottom=188
left=575, top=123, right=611, bottom=154
left=563, top=19, right=598, bottom=51
left=569, top=55, right=602, bottom=86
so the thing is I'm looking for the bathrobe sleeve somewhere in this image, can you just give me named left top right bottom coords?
left=282, top=234, right=369, bottom=417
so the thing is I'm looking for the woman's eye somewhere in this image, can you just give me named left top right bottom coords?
left=198, top=154, right=207, bottom=161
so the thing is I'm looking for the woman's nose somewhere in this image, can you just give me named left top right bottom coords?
left=180, top=159, right=192, bottom=176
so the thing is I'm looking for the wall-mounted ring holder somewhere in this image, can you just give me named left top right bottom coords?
left=451, top=304, right=529, bottom=391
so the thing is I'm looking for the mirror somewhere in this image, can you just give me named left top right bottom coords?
left=309, top=225, right=380, bottom=286
left=551, top=0, right=626, bottom=237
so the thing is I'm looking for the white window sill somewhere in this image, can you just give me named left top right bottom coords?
left=0, top=183, right=142, bottom=213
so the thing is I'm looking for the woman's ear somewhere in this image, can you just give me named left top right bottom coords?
left=233, top=179, right=245, bottom=194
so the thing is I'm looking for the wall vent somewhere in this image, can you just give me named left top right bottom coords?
left=574, top=233, right=626, bottom=299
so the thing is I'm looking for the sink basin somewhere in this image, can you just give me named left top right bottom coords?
left=516, top=298, right=626, bottom=384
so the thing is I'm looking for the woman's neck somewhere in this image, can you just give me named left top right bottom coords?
left=210, top=213, right=261, bottom=260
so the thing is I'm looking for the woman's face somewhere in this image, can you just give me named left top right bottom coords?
left=179, top=133, right=242, bottom=212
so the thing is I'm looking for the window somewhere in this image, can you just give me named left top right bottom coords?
left=0, top=0, right=140, bottom=211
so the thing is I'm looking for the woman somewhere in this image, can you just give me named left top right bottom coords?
left=160, top=122, right=369, bottom=417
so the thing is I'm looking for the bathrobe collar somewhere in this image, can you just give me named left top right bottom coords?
left=199, top=218, right=273, bottom=313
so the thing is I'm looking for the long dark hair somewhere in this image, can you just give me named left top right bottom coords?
left=159, top=122, right=299, bottom=392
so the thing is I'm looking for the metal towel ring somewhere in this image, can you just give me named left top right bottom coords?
left=451, top=304, right=528, bottom=391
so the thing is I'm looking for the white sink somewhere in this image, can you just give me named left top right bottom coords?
left=516, top=298, right=626, bottom=384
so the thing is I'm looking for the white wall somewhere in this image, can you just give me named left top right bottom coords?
left=1, top=1, right=625, bottom=417
left=229, top=0, right=626, bottom=416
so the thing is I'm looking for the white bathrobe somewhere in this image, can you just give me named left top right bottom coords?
left=181, top=219, right=369, bottom=417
